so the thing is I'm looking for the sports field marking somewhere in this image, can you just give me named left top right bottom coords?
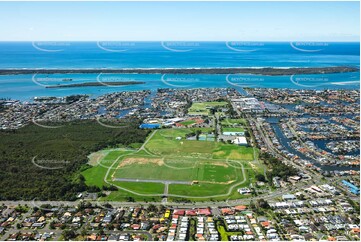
left=198, top=179, right=235, bottom=185
left=118, top=157, right=164, bottom=168
left=88, top=151, right=107, bottom=166
left=92, top=149, right=137, bottom=170
left=96, top=125, right=262, bottom=200
left=163, top=159, right=198, bottom=170
left=210, top=161, right=229, bottom=168
left=226, top=159, right=243, bottom=169
left=104, top=155, right=250, bottom=199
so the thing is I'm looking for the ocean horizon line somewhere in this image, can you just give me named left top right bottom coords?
left=0, top=40, right=360, bottom=43
left=1, top=66, right=359, bottom=69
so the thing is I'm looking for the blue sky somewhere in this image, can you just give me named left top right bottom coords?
left=0, top=1, right=359, bottom=41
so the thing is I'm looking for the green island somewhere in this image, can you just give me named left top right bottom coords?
left=46, top=81, right=145, bottom=88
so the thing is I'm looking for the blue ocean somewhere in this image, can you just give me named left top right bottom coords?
left=0, top=41, right=359, bottom=100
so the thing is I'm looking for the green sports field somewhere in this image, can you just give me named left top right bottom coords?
left=179, top=120, right=197, bottom=126
left=82, top=127, right=263, bottom=201
left=113, top=157, right=238, bottom=183
left=221, top=118, right=248, bottom=126
left=222, top=127, right=245, bottom=133
left=188, top=101, right=228, bottom=116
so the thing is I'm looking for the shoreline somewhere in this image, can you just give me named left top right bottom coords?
left=0, top=66, right=359, bottom=76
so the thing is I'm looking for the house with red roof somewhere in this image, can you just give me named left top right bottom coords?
left=197, top=208, right=212, bottom=216
left=173, top=209, right=185, bottom=216
left=131, top=224, right=140, bottom=230
left=220, top=208, right=234, bottom=215
left=234, top=205, right=247, bottom=211
left=185, top=210, right=197, bottom=216
left=260, top=221, right=271, bottom=229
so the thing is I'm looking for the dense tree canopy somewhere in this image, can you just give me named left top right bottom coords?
left=0, top=120, right=149, bottom=200
left=260, top=152, right=298, bottom=180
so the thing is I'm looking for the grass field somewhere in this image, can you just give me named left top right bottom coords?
left=145, top=128, right=217, bottom=156
left=188, top=101, right=228, bottom=116
left=112, top=181, right=165, bottom=194
left=82, top=127, right=262, bottom=201
left=222, top=127, right=245, bottom=133
left=179, top=120, right=196, bottom=126
left=213, top=145, right=254, bottom=160
left=82, top=149, right=134, bottom=187
left=113, top=157, right=238, bottom=183
left=221, top=118, right=247, bottom=126
left=145, top=128, right=253, bottom=159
